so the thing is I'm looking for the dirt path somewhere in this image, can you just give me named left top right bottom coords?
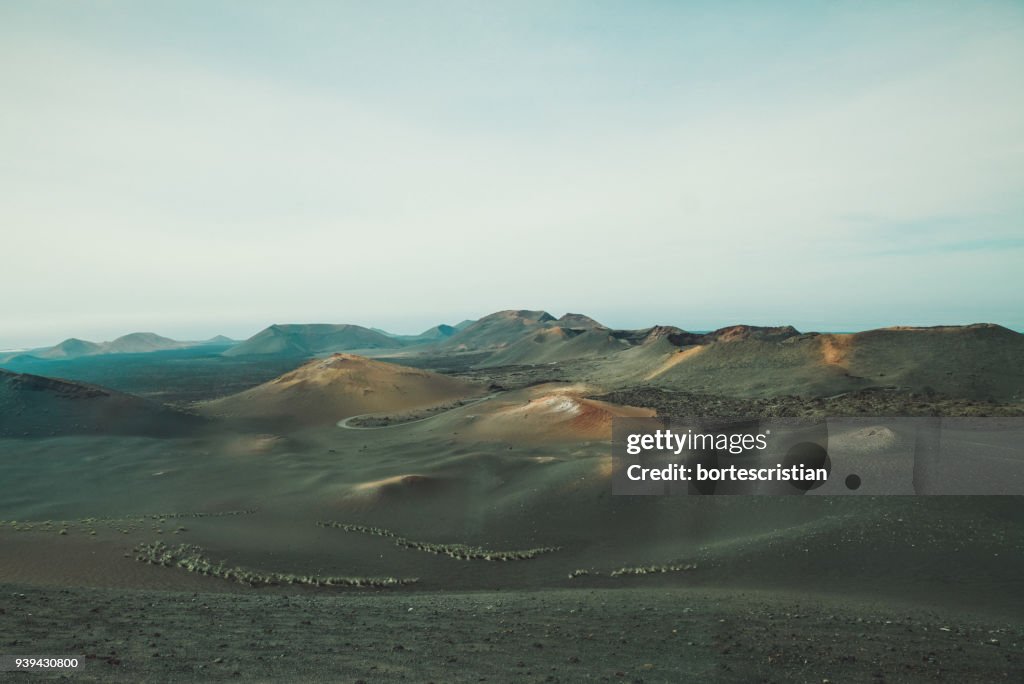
left=336, top=393, right=498, bottom=430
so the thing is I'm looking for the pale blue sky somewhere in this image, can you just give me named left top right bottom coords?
left=2, top=2, right=1022, bottom=347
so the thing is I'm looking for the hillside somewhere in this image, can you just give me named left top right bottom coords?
left=479, top=327, right=629, bottom=367
left=625, top=323, right=1024, bottom=401
left=0, top=369, right=204, bottom=437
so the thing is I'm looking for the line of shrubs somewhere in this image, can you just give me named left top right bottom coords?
left=317, top=521, right=560, bottom=561
left=133, top=540, right=418, bottom=588
left=609, top=563, right=698, bottom=577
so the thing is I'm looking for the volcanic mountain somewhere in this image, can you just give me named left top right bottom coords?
left=0, top=369, right=204, bottom=437
left=199, top=354, right=484, bottom=427
left=29, top=338, right=105, bottom=359
left=438, top=310, right=604, bottom=352
left=202, top=335, right=236, bottom=345
left=102, top=332, right=187, bottom=354
left=223, top=324, right=404, bottom=357
left=439, top=310, right=558, bottom=351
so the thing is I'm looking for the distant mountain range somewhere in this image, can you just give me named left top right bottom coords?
left=0, top=332, right=236, bottom=364
left=219, top=310, right=610, bottom=358
left=2, top=310, right=1021, bottom=441
left=221, top=320, right=482, bottom=357
left=5, top=311, right=1022, bottom=404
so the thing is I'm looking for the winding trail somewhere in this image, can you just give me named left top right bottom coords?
left=336, top=393, right=499, bottom=430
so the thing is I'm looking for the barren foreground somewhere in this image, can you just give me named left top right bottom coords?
left=2, top=584, right=1020, bottom=683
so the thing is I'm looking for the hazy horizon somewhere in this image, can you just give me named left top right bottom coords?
left=3, top=309, right=1022, bottom=352
left=3, top=2, right=1023, bottom=349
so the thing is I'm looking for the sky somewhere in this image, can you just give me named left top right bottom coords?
left=2, top=1, right=1023, bottom=348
